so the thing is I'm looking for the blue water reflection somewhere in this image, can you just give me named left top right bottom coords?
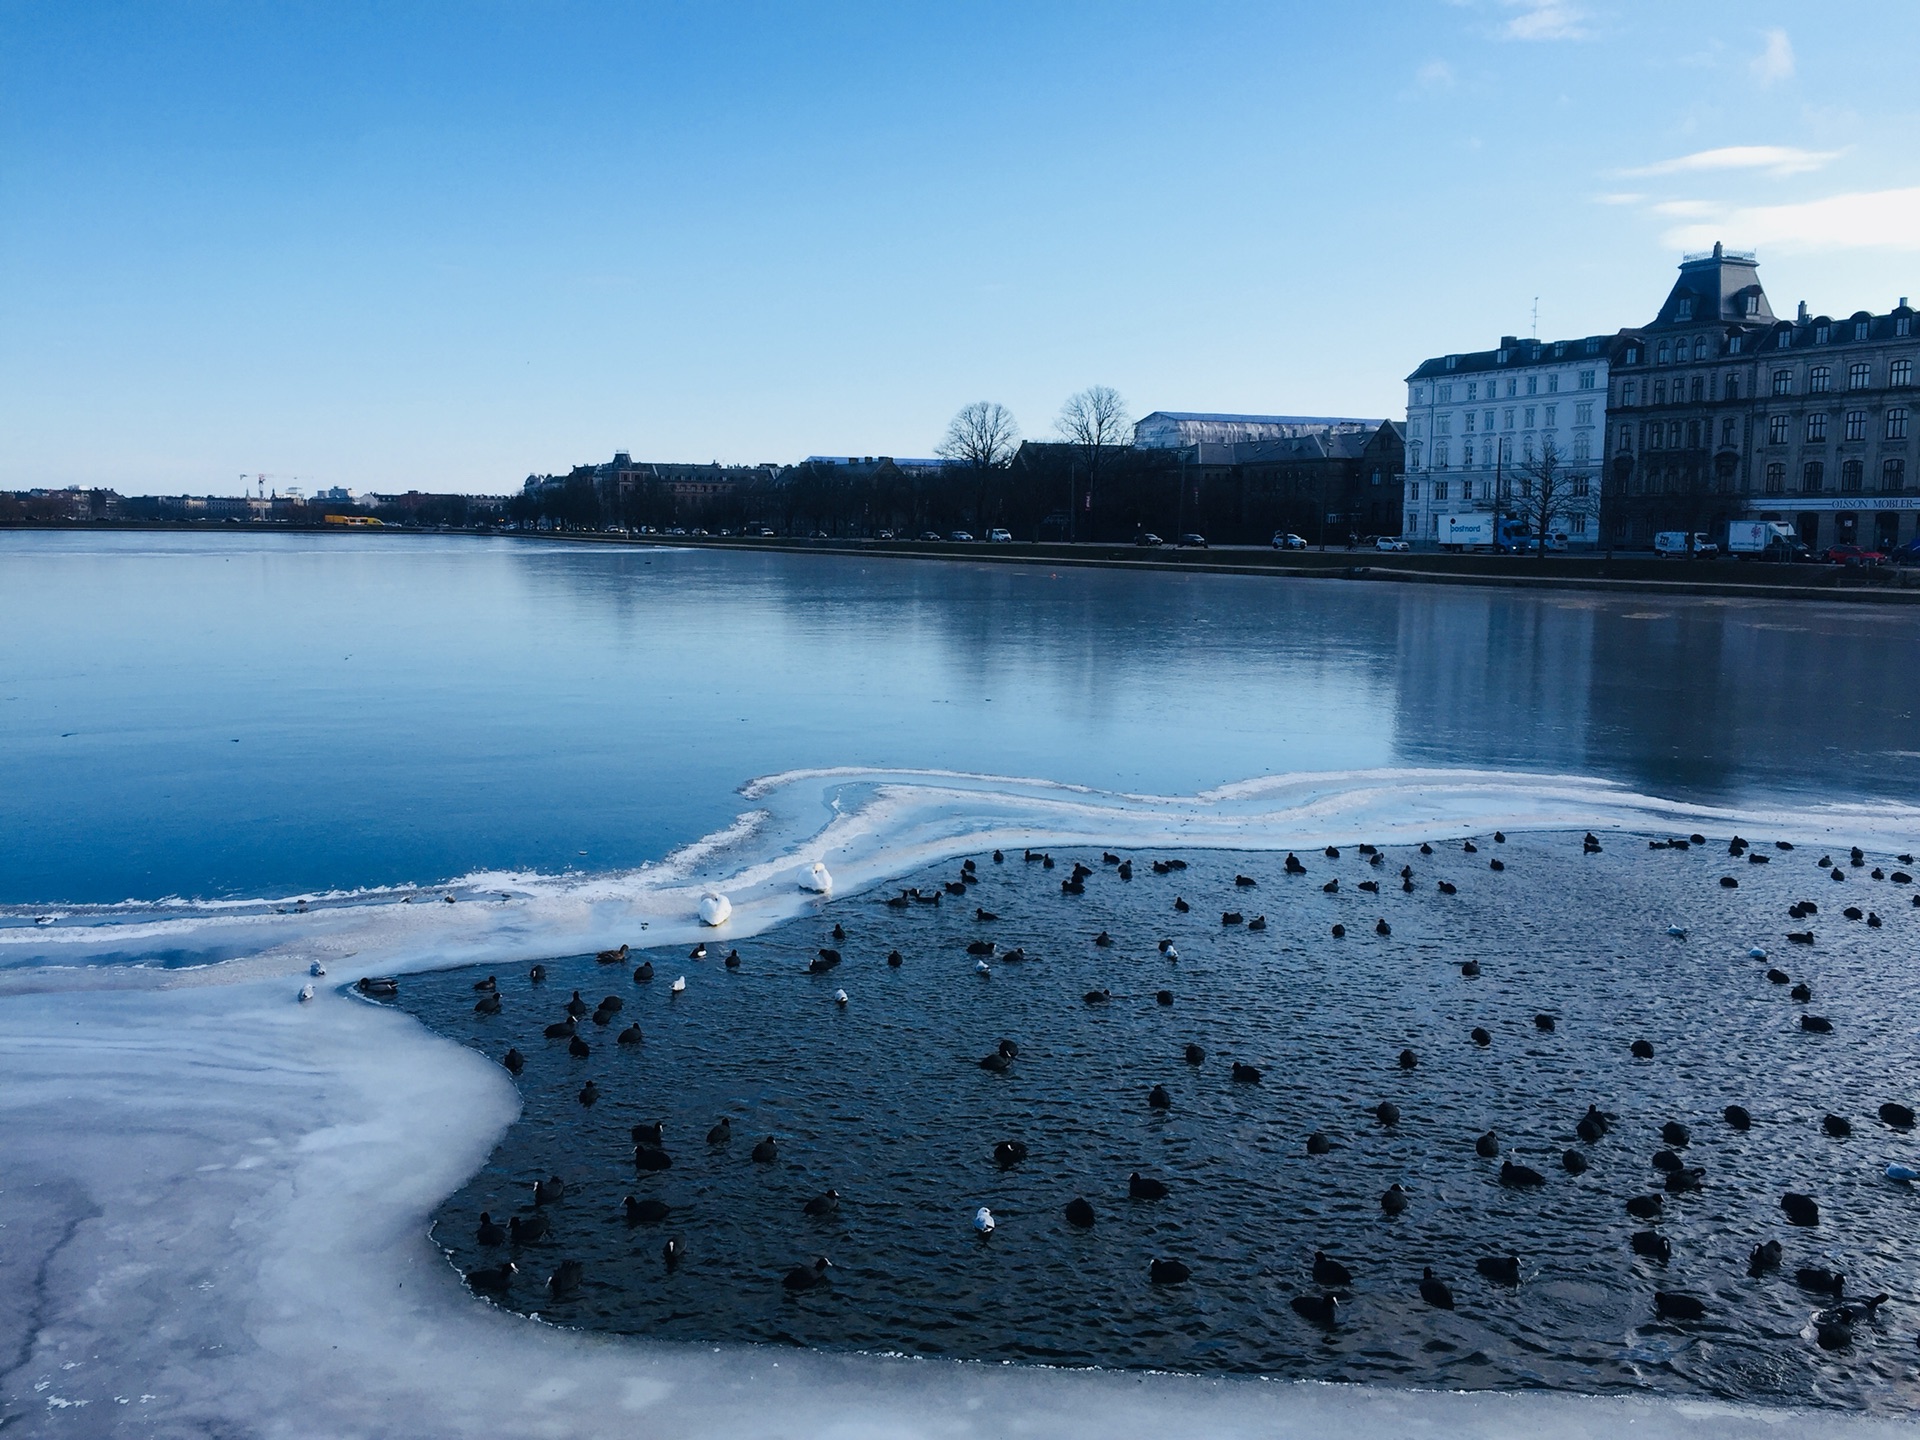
left=2, top=532, right=1914, bottom=903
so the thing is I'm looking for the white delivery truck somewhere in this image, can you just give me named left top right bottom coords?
left=1726, top=519, right=1804, bottom=560
left=1439, top=514, right=1499, bottom=551
left=1653, top=530, right=1719, bottom=558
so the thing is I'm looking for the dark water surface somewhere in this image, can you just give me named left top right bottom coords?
left=402, top=832, right=1920, bottom=1410
left=5, top=531, right=1920, bottom=903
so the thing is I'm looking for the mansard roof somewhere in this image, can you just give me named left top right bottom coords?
left=1646, top=241, right=1775, bottom=330
left=1407, top=332, right=1624, bottom=382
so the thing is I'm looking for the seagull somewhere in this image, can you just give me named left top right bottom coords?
left=976, top=958, right=991, bottom=975
left=670, top=975, right=686, bottom=994
left=834, top=988, right=848, bottom=1007
left=309, top=961, right=326, bottom=976
left=298, top=983, right=314, bottom=1002
left=974, top=1206, right=995, bottom=1234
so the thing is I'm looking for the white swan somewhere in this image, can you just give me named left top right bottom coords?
left=801, top=861, right=834, bottom=895
left=670, top=975, right=686, bottom=995
left=697, top=892, right=732, bottom=926
left=973, top=1206, right=995, bottom=1234
left=298, top=983, right=314, bottom=1003
left=833, top=988, right=848, bottom=1007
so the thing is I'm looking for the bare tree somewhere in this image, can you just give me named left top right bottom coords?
left=936, top=402, right=1020, bottom=534
left=1511, top=437, right=1579, bottom=560
left=1056, top=385, right=1131, bottom=541
left=936, top=401, right=1020, bottom=471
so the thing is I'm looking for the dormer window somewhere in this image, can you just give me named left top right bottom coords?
left=1446, top=356, right=1458, bottom=370
left=1854, top=320, right=1869, bottom=340
left=1729, top=336, right=1742, bottom=353
left=1816, top=324, right=1830, bottom=343
left=1496, top=349, right=1508, bottom=364
left=1899, top=316, right=1913, bottom=337
left=1744, top=294, right=1760, bottom=316
left=1778, top=330, right=1791, bottom=349
left=1625, top=346, right=1640, bottom=364
left=1585, top=338, right=1599, bottom=354
left=1676, top=299, right=1695, bottom=321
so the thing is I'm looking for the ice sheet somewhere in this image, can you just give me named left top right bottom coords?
left=3, top=767, right=1917, bottom=1436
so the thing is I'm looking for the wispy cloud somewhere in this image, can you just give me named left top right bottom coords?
left=1501, top=0, right=1588, bottom=40
left=1415, top=59, right=1457, bottom=90
left=1650, top=200, right=1717, bottom=218
left=1621, top=145, right=1841, bottom=179
left=1594, top=192, right=1646, bottom=206
left=1751, top=28, right=1795, bottom=85
left=1663, top=188, right=1920, bottom=254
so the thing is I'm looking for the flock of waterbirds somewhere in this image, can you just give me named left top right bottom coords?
left=380, top=830, right=1920, bottom=1362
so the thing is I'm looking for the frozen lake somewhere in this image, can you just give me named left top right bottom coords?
left=2, top=531, right=1918, bottom=1436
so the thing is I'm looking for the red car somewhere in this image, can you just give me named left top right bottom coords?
left=1823, top=544, right=1887, bottom=566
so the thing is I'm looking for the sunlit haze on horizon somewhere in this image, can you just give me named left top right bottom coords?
left=4, top=1, right=1918, bottom=493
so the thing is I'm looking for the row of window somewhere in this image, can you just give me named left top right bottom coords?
left=1762, top=459, right=1908, bottom=493
left=1408, top=476, right=1593, bottom=502
left=1420, top=370, right=1599, bottom=405
left=1766, top=408, right=1909, bottom=444
left=1413, top=438, right=1593, bottom=470
left=1439, top=339, right=1605, bottom=372
left=1621, top=375, right=1742, bottom=406
left=1772, top=359, right=1913, bottom=394
left=1622, top=316, right=1917, bottom=369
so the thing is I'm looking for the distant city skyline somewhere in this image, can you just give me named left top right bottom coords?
left=5, top=1, right=1918, bottom=494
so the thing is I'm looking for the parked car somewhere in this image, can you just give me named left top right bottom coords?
left=1824, top=543, right=1888, bottom=566
left=875, top=529, right=895, bottom=541
left=1375, top=536, right=1410, bottom=552
left=1135, top=532, right=1164, bottom=547
left=1176, top=533, right=1208, bottom=549
left=1272, top=531, right=1306, bottom=550
left=1897, top=537, right=1920, bottom=564
left=918, top=530, right=942, bottom=541
left=753, top=526, right=777, bottom=537
left=949, top=530, right=975, bottom=542
left=665, top=526, right=687, bottom=536
left=986, top=528, right=1012, bottom=543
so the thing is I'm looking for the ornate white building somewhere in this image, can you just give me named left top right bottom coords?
left=1402, top=334, right=1622, bottom=546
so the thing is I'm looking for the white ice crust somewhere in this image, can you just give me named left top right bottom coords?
left=3, top=766, right=1916, bottom=1436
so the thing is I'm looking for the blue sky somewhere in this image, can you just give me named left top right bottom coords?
left=4, top=1, right=1918, bottom=494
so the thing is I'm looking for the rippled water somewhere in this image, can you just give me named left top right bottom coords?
left=400, top=831, right=1920, bottom=1410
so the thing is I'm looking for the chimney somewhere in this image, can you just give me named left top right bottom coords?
left=1500, top=335, right=1519, bottom=348
left=1902, top=297, right=1911, bottom=309
left=1712, top=241, right=1723, bottom=258
left=1797, top=301, right=1809, bottom=324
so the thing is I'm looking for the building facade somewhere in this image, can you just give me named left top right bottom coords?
left=1404, top=334, right=1616, bottom=546
left=1603, top=245, right=1918, bottom=551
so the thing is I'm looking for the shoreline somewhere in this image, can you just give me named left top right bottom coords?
left=7, top=520, right=1920, bottom=604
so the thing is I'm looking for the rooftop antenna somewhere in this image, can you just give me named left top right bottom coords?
left=1531, top=297, right=1539, bottom=340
